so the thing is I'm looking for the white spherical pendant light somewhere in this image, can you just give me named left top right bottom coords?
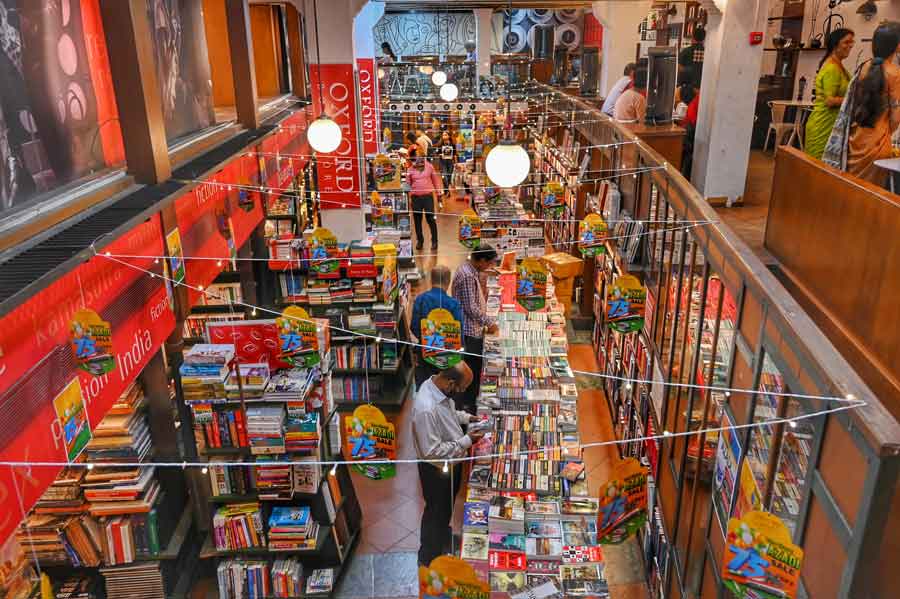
left=432, top=70, right=447, bottom=86
left=485, top=140, right=530, bottom=188
left=439, top=82, right=459, bottom=102
left=308, top=116, right=342, bottom=153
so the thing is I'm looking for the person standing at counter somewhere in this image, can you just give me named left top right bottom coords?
left=805, top=28, right=855, bottom=160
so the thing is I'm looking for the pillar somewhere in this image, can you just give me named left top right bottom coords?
left=475, top=8, right=493, bottom=88
left=593, top=1, right=651, bottom=97
left=303, top=0, right=366, bottom=241
left=692, top=0, right=770, bottom=206
left=353, top=1, right=385, bottom=156
left=226, top=0, right=260, bottom=130
left=98, top=0, right=170, bottom=184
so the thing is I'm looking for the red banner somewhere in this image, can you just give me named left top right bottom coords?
left=0, top=216, right=175, bottom=544
left=206, top=320, right=291, bottom=370
left=357, top=58, right=379, bottom=156
left=310, top=63, right=362, bottom=209
left=584, top=14, right=603, bottom=48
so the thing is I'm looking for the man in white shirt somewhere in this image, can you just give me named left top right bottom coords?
left=601, top=62, right=638, bottom=116
left=415, top=129, right=432, bottom=158
left=413, top=362, right=484, bottom=565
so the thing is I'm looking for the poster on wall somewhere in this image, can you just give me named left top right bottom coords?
left=0, top=0, right=125, bottom=214
left=722, top=511, right=804, bottom=599
left=145, top=0, right=215, bottom=142
left=344, top=405, right=396, bottom=480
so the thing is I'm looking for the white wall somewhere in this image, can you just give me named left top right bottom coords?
left=592, top=1, right=652, bottom=97
left=795, top=1, right=900, bottom=100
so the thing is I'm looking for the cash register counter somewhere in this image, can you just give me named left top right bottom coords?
left=622, top=122, right=686, bottom=170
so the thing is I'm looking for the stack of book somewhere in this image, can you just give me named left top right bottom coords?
left=180, top=344, right=234, bottom=402
left=53, top=576, right=102, bottom=598
left=254, top=457, right=293, bottom=500
left=307, top=281, right=332, bottom=305
left=85, top=384, right=151, bottom=464
left=32, top=467, right=86, bottom=514
left=285, top=409, right=319, bottom=453
left=330, top=375, right=380, bottom=404
left=245, top=406, right=286, bottom=455
left=329, top=279, right=354, bottom=303
left=212, top=503, right=266, bottom=550
left=347, top=313, right=374, bottom=333
left=225, top=363, right=271, bottom=400
left=217, top=559, right=270, bottom=598
left=15, top=512, right=102, bottom=567
left=84, top=467, right=160, bottom=517
left=264, top=366, right=319, bottom=402
left=333, top=343, right=378, bottom=369
left=352, top=279, right=376, bottom=302
left=305, top=568, right=334, bottom=595
left=193, top=405, right=249, bottom=451
left=268, top=506, right=319, bottom=551
left=271, top=558, right=304, bottom=597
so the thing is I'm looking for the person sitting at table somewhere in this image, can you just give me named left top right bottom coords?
left=805, top=28, right=855, bottom=160
left=844, top=22, right=900, bottom=186
left=613, top=67, right=647, bottom=123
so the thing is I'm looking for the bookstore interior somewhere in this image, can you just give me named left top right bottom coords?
left=0, top=2, right=896, bottom=599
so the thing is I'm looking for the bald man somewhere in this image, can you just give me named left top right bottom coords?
left=413, top=362, right=484, bottom=565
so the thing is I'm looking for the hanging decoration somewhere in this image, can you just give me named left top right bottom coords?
left=275, top=306, right=320, bottom=367
left=597, top=457, right=649, bottom=544
left=381, top=255, right=399, bottom=303
left=605, top=274, right=647, bottom=333
left=308, top=227, right=340, bottom=276
left=70, top=309, right=115, bottom=376
left=371, top=192, right=394, bottom=228
left=344, top=404, right=397, bottom=480
left=419, top=555, right=490, bottom=599
left=165, top=228, right=186, bottom=284
left=371, top=154, right=402, bottom=190
left=542, top=181, right=565, bottom=218
left=53, top=378, right=91, bottom=462
left=421, top=308, right=463, bottom=369
left=578, top=213, right=608, bottom=257
left=722, top=511, right=804, bottom=599
left=516, top=257, right=548, bottom=311
left=458, top=209, right=482, bottom=249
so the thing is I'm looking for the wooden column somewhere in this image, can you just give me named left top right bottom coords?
left=98, top=0, right=171, bottom=184
left=226, top=0, right=260, bottom=129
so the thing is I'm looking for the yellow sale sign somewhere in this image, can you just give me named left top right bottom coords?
left=722, top=511, right=803, bottom=599
left=420, top=555, right=489, bottom=599
left=276, top=306, right=319, bottom=367
left=344, top=404, right=397, bottom=480
left=421, top=308, right=463, bottom=369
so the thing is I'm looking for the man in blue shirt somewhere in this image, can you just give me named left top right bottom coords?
left=411, top=265, right=464, bottom=388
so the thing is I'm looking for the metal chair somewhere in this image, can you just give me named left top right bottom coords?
left=764, top=101, right=796, bottom=155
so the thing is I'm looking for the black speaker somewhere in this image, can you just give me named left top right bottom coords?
left=531, top=25, right=554, bottom=59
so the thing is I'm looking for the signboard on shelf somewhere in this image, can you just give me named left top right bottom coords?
left=310, top=63, right=363, bottom=209
left=542, top=181, right=565, bottom=218
left=516, top=258, right=548, bottom=312
left=605, top=274, right=646, bottom=333
left=53, top=378, right=91, bottom=462
left=382, top=255, right=399, bottom=303
left=458, top=209, right=482, bottom=249
left=421, top=308, right=463, bottom=370
left=371, top=155, right=402, bottom=191
left=165, top=228, right=186, bottom=284
left=206, top=320, right=292, bottom=371
left=344, top=405, right=396, bottom=480
left=420, top=555, right=490, bottom=599
left=578, top=213, right=608, bottom=257
left=597, top=457, right=649, bottom=544
left=357, top=58, right=379, bottom=156
left=275, top=306, right=320, bottom=367
left=722, top=511, right=803, bottom=599
left=308, top=227, right=340, bottom=276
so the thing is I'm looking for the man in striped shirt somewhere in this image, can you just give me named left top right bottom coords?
left=450, top=245, right=499, bottom=414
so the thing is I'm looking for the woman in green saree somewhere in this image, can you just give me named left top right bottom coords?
left=805, top=28, right=855, bottom=160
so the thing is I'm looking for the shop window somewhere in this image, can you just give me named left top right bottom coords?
left=250, top=4, right=292, bottom=101
left=0, top=0, right=125, bottom=217
left=147, top=0, right=217, bottom=145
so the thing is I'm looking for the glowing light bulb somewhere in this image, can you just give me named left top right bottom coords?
left=432, top=70, right=447, bottom=86
left=442, top=461, right=449, bottom=473
left=486, top=141, right=530, bottom=188
left=308, top=116, right=342, bottom=153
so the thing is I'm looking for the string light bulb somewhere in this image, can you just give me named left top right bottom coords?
left=486, top=140, right=530, bottom=188
left=308, top=116, right=342, bottom=153
left=788, top=420, right=798, bottom=429
left=330, top=463, right=338, bottom=476
left=439, top=82, right=458, bottom=102
left=86, top=463, right=95, bottom=470
left=201, top=466, right=208, bottom=474
left=442, top=460, right=449, bottom=473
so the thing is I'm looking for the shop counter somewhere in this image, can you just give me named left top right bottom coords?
left=622, top=122, right=686, bottom=170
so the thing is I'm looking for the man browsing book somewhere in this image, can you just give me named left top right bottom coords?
left=412, top=362, right=484, bottom=566
left=451, top=245, right=499, bottom=414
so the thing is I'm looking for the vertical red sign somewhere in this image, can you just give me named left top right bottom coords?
left=357, top=58, right=379, bottom=156
left=310, top=63, right=362, bottom=209
left=584, top=14, right=603, bottom=48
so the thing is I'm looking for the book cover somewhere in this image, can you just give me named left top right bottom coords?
left=463, top=502, right=489, bottom=530
left=525, top=520, right=563, bottom=538
left=490, top=571, right=527, bottom=593
left=561, top=545, right=603, bottom=564
left=488, top=550, right=527, bottom=571
left=460, top=532, right=489, bottom=561
left=526, top=537, right=563, bottom=560
left=489, top=532, right=526, bottom=553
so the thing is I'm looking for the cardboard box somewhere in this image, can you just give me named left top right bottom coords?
left=541, top=252, right=583, bottom=280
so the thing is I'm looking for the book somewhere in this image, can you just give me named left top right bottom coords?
left=488, top=495, right=525, bottom=534
left=561, top=545, right=603, bottom=564
left=525, top=500, right=560, bottom=520
left=490, top=571, right=527, bottom=593
left=306, top=568, right=334, bottom=594
left=488, top=532, right=526, bottom=553
left=527, top=560, right=561, bottom=575
left=525, top=520, right=562, bottom=538
left=511, top=578, right=564, bottom=599
left=460, top=532, right=489, bottom=561
left=488, top=549, right=527, bottom=571
left=560, top=498, right=599, bottom=519
left=526, top=537, right=563, bottom=560
left=463, top=501, right=489, bottom=532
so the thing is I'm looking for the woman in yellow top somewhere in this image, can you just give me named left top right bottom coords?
left=847, top=22, right=900, bottom=186
left=805, top=28, right=854, bottom=159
